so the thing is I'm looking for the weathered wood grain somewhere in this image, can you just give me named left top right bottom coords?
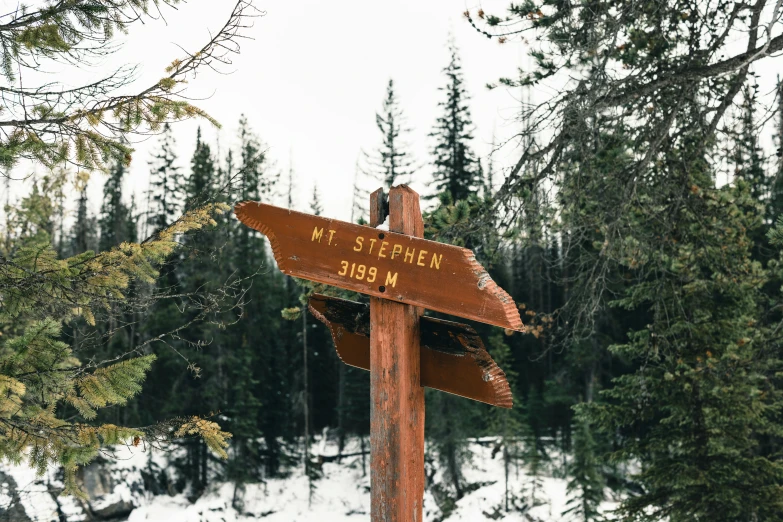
left=308, top=294, right=513, bottom=409
left=234, top=197, right=524, bottom=331
left=370, top=186, right=424, bottom=522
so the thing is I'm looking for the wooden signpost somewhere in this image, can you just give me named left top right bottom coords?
left=235, top=185, right=524, bottom=522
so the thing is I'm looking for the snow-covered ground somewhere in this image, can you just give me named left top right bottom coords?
left=0, top=437, right=620, bottom=521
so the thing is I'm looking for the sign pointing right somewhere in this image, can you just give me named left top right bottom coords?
left=235, top=200, right=524, bottom=331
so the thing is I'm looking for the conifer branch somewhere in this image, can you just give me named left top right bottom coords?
left=0, top=0, right=263, bottom=171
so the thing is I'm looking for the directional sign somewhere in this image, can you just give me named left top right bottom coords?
left=308, top=294, right=512, bottom=408
left=234, top=201, right=524, bottom=331
left=235, top=185, right=525, bottom=522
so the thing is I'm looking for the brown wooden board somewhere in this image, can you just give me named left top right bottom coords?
left=368, top=185, right=425, bottom=521
left=234, top=200, right=524, bottom=331
left=308, top=294, right=513, bottom=409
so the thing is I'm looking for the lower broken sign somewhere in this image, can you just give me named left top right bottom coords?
left=308, top=294, right=512, bottom=408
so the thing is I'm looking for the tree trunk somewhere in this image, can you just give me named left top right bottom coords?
left=337, top=362, right=346, bottom=461
left=361, top=435, right=367, bottom=477
left=303, top=307, right=310, bottom=474
left=200, top=441, right=208, bottom=488
left=446, top=439, right=463, bottom=499
left=503, top=444, right=510, bottom=512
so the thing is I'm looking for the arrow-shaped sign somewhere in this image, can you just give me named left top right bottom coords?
left=235, top=186, right=524, bottom=522
left=234, top=201, right=523, bottom=331
left=308, top=294, right=512, bottom=408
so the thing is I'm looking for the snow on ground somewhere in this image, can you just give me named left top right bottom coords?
left=1, top=437, right=620, bottom=521
left=128, top=459, right=371, bottom=522
left=1, top=461, right=62, bottom=522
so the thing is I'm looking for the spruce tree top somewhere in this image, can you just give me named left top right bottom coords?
left=430, top=38, right=480, bottom=203
left=147, top=123, right=185, bottom=233
left=363, top=79, right=416, bottom=189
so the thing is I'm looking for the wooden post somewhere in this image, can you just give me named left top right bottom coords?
left=369, top=186, right=425, bottom=521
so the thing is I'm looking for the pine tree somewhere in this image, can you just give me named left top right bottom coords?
left=70, top=172, right=97, bottom=256
left=310, top=185, right=323, bottom=216
left=485, top=133, right=497, bottom=198
left=734, top=83, right=770, bottom=263
left=363, top=79, right=416, bottom=189
left=229, top=116, right=285, bottom=480
left=286, top=154, right=296, bottom=210
left=99, top=159, right=133, bottom=251
left=521, top=392, right=547, bottom=510
left=426, top=388, right=476, bottom=508
left=0, top=173, right=230, bottom=493
left=235, top=115, right=273, bottom=204
left=49, top=168, right=68, bottom=257
left=147, top=123, right=185, bottom=233
left=425, top=38, right=492, bottom=260
left=187, top=128, right=218, bottom=209
left=170, top=128, right=225, bottom=494
left=424, top=43, right=491, bottom=505
left=126, top=195, right=139, bottom=244
left=351, top=157, right=369, bottom=224
left=485, top=331, right=524, bottom=514
left=145, top=124, right=185, bottom=295
left=563, top=419, right=604, bottom=521
left=98, top=159, right=136, bottom=347
left=430, top=37, right=480, bottom=203
left=96, top=160, right=137, bottom=389
left=771, top=76, right=783, bottom=223
left=0, top=0, right=251, bottom=486
left=581, top=139, right=783, bottom=520
left=65, top=172, right=98, bottom=381
left=735, top=83, right=767, bottom=205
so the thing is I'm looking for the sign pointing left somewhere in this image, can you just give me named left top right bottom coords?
left=235, top=201, right=524, bottom=331
left=308, top=293, right=513, bottom=408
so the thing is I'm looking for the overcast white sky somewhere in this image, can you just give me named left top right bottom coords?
left=4, top=0, right=781, bottom=224
left=53, top=0, right=526, bottom=222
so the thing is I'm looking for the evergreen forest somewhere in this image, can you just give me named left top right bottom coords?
left=2, top=1, right=783, bottom=521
